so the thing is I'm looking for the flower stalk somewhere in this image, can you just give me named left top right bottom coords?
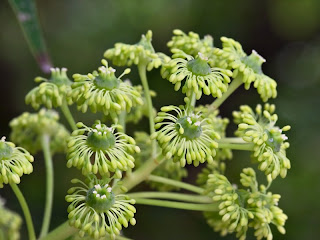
left=137, top=63, right=157, bottom=158
left=147, top=175, right=204, bottom=194
left=39, top=134, right=54, bottom=238
left=60, top=100, right=77, bottom=131
left=10, top=183, right=36, bottom=240
left=210, top=75, right=243, bottom=109
left=134, top=198, right=218, bottom=211
left=128, top=192, right=213, bottom=203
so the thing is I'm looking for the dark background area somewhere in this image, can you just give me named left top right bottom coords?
left=1, top=0, right=320, bottom=239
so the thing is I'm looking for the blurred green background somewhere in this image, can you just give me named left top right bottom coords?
left=1, top=0, right=320, bottom=239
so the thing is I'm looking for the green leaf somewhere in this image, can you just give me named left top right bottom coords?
left=9, top=0, right=52, bottom=73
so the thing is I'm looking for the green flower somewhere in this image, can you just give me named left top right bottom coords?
left=26, top=67, right=72, bottom=109
left=233, top=104, right=291, bottom=179
left=66, top=175, right=136, bottom=239
left=134, top=132, right=187, bottom=191
left=0, top=196, right=22, bottom=240
left=67, top=121, right=140, bottom=176
left=167, top=29, right=214, bottom=57
left=152, top=105, right=220, bottom=167
left=104, top=30, right=170, bottom=71
left=161, top=50, right=232, bottom=99
left=70, top=60, right=143, bottom=116
left=10, top=109, right=70, bottom=154
left=204, top=168, right=287, bottom=240
left=216, top=37, right=277, bottom=102
left=0, top=137, right=34, bottom=188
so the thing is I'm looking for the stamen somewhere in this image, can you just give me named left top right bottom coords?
left=195, top=121, right=201, bottom=126
left=99, top=66, right=107, bottom=73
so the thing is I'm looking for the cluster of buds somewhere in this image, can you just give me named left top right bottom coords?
left=233, top=104, right=291, bottom=179
left=204, top=168, right=287, bottom=240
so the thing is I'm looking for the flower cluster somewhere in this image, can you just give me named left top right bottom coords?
left=0, top=137, right=34, bottom=187
left=25, top=67, right=72, bottom=109
left=67, top=121, right=140, bottom=176
left=215, top=37, right=277, bottom=102
left=161, top=50, right=232, bottom=99
left=9, top=109, right=69, bottom=154
left=167, top=29, right=215, bottom=58
left=66, top=175, right=136, bottom=239
left=204, top=168, right=287, bottom=240
left=70, top=60, right=143, bottom=116
left=104, top=30, right=170, bottom=71
left=152, top=105, right=220, bottom=167
left=134, top=132, right=187, bottom=191
left=233, top=104, right=291, bottom=179
left=0, top=196, right=22, bottom=240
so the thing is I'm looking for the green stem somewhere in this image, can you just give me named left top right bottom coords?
left=218, top=137, right=247, bottom=144
left=60, top=100, right=77, bottom=131
left=118, top=111, right=126, bottom=133
left=119, top=154, right=163, bottom=192
left=39, top=134, right=54, bottom=238
left=189, top=92, right=197, bottom=109
left=218, top=142, right=254, bottom=151
left=40, top=221, right=77, bottom=240
left=147, top=175, right=204, bottom=194
left=10, top=183, right=36, bottom=240
left=210, top=75, right=243, bottom=109
left=128, top=192, right=213, bottom=203
left=137, top=63, right=156, bottom=157
left=134, top=198, right=218, bottom=211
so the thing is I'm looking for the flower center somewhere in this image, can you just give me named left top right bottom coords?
left=242, top=50, right=265, bottom=74
left=0, top=139, right=13, bottom=160
left=176, top=115, right=202, bottom=140
left=50, top=68, right=72, bottom=86
left=94, top=67, right=120, bottom=90
left=86, top=184, right=115, bottom=212
left=186, top=54, right=211, bottom=76
left=137, top=31, right=155, bottom=52
left=86, top=124, right=116, bottom=151
left=265, top=129, right=287, bottom=152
